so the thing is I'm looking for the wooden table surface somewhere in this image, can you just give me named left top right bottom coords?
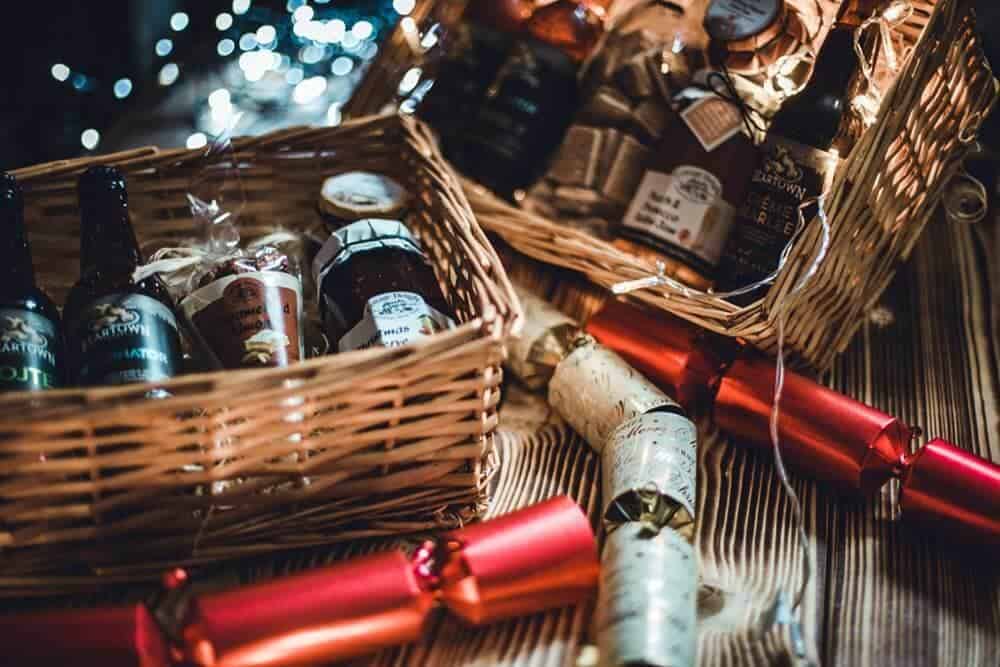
left=356, top=208, right=1000, bottom=667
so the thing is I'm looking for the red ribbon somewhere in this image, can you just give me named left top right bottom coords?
left=587, top=299, right=731, bottom=412
left=714, top=354, right=913, bottom=493
left=587, top=301, right=1000, bottom=547
left=1, top=496, right=599, bottom=667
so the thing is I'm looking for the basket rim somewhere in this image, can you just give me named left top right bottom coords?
left=5, top=113, right=524, bottom=404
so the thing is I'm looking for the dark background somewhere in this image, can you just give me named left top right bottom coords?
left=0, top=0, right=394, bottom=169
left=0, top=0, right=996, bottom=170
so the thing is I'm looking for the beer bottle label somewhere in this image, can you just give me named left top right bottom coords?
left=717, top=135, right=838, bottom=292
left=0, top=308, right=60, bottom=392
left=72, top=293, right=182, bottom=386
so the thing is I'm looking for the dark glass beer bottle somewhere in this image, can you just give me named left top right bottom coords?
left=64, top=167, right=183, bottom=387
left=418, top=0, right=537, bottom=166
left=715, top=0, right=876, bottom=302
left=455, top=0, right=613, bottom=198
left=0, top=173, right=63, bottom=392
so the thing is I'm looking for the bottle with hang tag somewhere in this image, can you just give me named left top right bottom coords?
left=526, top=0, right=711, bottom=232
left=714, top=0, right=876, bottom=303
left=616, top=75, right=756, bottom=290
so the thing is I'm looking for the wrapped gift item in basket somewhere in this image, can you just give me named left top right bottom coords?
left=0, top=114, right=520, bottom=594
left=350, top=0, right=996, bottom=370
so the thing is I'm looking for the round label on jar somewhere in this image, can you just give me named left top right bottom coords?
left=339, top=291, right=452, bottom=352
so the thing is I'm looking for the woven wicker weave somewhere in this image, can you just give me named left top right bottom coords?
left=349, top=0, right=996, bottom=370
left=0, top=114, right=520, bottom=592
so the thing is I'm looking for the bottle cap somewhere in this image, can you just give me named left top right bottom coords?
left=318, top=172, right=408, bottom=226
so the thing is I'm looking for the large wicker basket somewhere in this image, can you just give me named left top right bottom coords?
left=351, top=0, right=996, bottom=370
left=0, top=114, right=520, bottom=594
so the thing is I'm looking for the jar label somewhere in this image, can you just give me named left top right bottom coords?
left=622, top=165, right=735, bottom=272
left=717, top=135, right=837, bottom=290
left=604, top=412, right=697, bottom=520
left=596, top=524, right=698, bottom=667
left=0, top=308, right=61, bottom=392
left=339, top=291, right=452, bottom=352
left=680, top=94, right=744, bottom=152
left=182, top=271, right=303, bottom=369
left=72, top=293, right=181, bottom=386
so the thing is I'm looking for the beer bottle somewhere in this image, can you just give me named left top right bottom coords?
left=456, top=0, right=613, bottom=198
left=418, top=0, right=538, bottom=166
left=715, top=1, right=876, bottom=302
left=0, top=173, right=63, bottom=392
left=64, top=167, right=183, bottom=387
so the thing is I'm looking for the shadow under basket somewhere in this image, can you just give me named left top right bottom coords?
left=0, top=114, right=521, bottom=595
left=457, top=0, right=995, bottom=370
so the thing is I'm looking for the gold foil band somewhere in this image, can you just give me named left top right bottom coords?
left=507, top=288, right=585, bottom=390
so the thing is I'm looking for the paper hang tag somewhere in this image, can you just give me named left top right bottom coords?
left=680, top=94, right=744, bottom=153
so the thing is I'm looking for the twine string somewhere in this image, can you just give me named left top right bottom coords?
left=612, top=194, right=830, bottom=666
left=132, top=231, right=302, bottom=289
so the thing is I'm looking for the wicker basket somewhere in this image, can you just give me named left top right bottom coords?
left=0, top=114, right=520, bottom=593
left=351, top=0, right=996, bottom=370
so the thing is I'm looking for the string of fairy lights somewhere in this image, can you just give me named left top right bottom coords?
left=48, top=0, right=411, bottom=153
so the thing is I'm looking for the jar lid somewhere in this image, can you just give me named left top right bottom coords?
left=722, top=7, right=806, bottom=77
left=705, top=0, right=783, bottom=48
left=312, top=218, right=423, bottom=299
left=318, top=171, right=409, bottom=222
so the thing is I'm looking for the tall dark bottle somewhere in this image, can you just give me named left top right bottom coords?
left=715, top=0, right=875, bottom=302
left=0, top=174, right=63, bottom=392
left=455, top=0, right=612, bottom=198
left=417, top=1, right=537, bottom=167
left=64, top=167, right=182, bottom=387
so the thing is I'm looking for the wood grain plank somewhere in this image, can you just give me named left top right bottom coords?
left=822, top=216, right=1000, bottom=667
